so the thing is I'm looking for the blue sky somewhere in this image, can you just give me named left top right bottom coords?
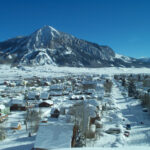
left=0, top=0, right=150, bottom=58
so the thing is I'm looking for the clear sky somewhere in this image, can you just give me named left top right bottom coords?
left=0, top=0, right=150, bottom=58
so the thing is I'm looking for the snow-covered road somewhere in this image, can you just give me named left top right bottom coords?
left=112, top=80, right=150, bottom=147
left=91, top=79, right=150, bottom=148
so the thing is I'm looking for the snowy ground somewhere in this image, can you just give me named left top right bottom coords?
left=0, top=112, right=35, bottom=150
left=1, top=65, right=150, bottom=81
left=86, top=79, right=150, bottom=148
left=0, top=65, right=150, bottom=149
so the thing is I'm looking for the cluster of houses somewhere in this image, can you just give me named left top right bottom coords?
left=0, top=74, right=114, bottom=149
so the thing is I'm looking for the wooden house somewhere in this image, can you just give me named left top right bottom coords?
left=10, top=99, right=26, bottom=111
left=39, top=100, right=53, bottom=107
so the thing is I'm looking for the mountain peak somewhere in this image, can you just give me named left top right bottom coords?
left=0, top=26, right=150, bottom=68
left=26, top=25, right=60, bottom=49
left=40, top=25, right=58, bottom=33
left=30, top=25, right=60, bottom=39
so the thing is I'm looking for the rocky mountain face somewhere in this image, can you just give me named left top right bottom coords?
left=0, top=25, right=150, bottom=68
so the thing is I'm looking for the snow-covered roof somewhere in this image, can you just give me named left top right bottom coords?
left=50, top=91, right=63, bottom=96
left=82, top=80, right=97, bottom=85
left=39, top=100, right=53, bottom=105
left=34, top=123, right=73, bottom=149
left=84, top=104, right=98, bottom=118
left=11, top=99, right=25, bottom=106
left=27, top=91, right=39, bottom=99
left=84, top=99, right=99, bottom=107
left=40, top=92, right=49, bottom=99
left=0, top=104, right=5, bottom=110
left=50, top=84, right=64, bottom=90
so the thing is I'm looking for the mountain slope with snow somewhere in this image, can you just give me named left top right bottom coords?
left=0, top=25, right=150, bottom=67
left=138, top=57, right=150, bottom=63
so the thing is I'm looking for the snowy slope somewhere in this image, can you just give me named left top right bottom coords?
left=0, top=25, right=150, bottom=67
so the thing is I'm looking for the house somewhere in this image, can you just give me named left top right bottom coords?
left=11, top=122, right=21, bottom=130
left=50, top=84, right=64, bottom=96
left=40, top=92, right=50, bottom=100
left=50, top=91, right=63, bottom=96
left=34, top=123, right=73, bottom=150
left=50, top=84, right=64, bottom=91
left=10, top=99, right=26, bottom=111
left=27, top=91, right=40, bottom=100
left=63, top=86, right=72, bottom=95
left=39, top=100, right=53, bottom=107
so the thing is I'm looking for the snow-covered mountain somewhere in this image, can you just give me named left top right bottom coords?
left=138, top=57, right=150, bottom=63
left=0, top=25, right=150, bottom=67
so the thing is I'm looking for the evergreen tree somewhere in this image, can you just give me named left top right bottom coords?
left=128, top=80, right=136, bottom=97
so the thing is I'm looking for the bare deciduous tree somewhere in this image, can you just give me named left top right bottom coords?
left=25, top=109, right=42, bottom=135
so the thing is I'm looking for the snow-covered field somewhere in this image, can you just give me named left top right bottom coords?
left=1, top=65, right=150, bottom=81
left=0, top=65, right=150, bottom=150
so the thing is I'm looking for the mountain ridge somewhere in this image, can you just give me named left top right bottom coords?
left=0, top=25, right=150, bottom=68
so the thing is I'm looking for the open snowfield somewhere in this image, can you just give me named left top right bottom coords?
left=1, top=65, right=150, bottom=81
left=0, top=65, right=150, bottom=150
